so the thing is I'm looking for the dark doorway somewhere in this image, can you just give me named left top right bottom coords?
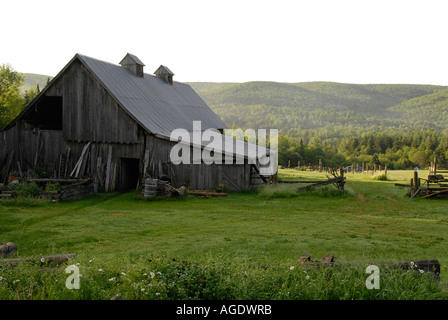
left=120, top=158, right=140, bottom=190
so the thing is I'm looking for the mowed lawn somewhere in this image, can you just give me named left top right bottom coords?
left=1, top=169, right=447, bottom=279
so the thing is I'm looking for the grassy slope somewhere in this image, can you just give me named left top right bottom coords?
left=1, top=170, right=447, bottom=300
left=1, top=170, right=447, bottom=271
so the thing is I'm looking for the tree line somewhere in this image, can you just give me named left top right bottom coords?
left=0, top=64, right=45, bottom=129
left=278, top=129, right=448, bottom=170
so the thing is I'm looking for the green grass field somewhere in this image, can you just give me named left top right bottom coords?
left=1, top=169, right=447, bottom=300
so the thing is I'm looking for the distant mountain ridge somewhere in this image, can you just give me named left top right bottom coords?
left=18, top=74, right=448, bottom=139
left=188, top=81, right=448, bottom=138
left=21, top=73, right=53, bottom=93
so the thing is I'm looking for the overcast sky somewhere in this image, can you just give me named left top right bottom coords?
left=2, top=0, right=448, bottom=85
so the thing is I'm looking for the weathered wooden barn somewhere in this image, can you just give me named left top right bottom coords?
left=0, top=53, right=273, bottom=191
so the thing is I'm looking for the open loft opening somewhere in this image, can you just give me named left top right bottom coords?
left=22, top=96, right=63, bottom=130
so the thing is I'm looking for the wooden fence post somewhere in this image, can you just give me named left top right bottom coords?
left=434, top=157, right=437, bottom=175
left=414, top=170, right=419, bottom=191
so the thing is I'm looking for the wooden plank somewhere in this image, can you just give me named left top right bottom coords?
left=78, top=149, right=90, bottom=177
left=395, top=183, right=410, bottom=187
left=421, top=189, right=448, bottom=199
left=158, top=160, right=163, bottom=178
left=61, top=189, right=94, bottom=200
left=29, top=178, right=89, bottom=183
left=90, top=144, right=96, bottom=179
left=59, top=180, right=92, bottom=190
left=33, top=129, right=41, bottom=170
left=75, top=142, right=91, bottom=177
left=0, top=254, right=77, bottom=266
left=111, top=161, right=117, bottom=192
left=143, top=149, right=150, bottom=175
left=96, top=157, right=104, bottom=187
left=279, top=180, right=333, bottom=184
left=1, top=151, right=15, bottom=184
left=70, top=143, right=89, bottom=177
left=64, top=148, right=71, bottom=178
left=17, top=161, right=22, bottom=176
left=94, top=156, right=101, bottom=185
left=105, top=146, right=112, bottom=192
left=60, top=188, right=94, bottom=198
left=188, top=190, right=228, bottom=197
left=300, top=253, right=440, bottom=279
left=0, top=193, right=13, bottom=197
left=296, top=176, right=345, bottom=191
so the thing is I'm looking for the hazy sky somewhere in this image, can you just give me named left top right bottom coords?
left=2, top=0, right=448, bottom=85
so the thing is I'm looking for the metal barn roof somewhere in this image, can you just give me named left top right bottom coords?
left=77, top=54, right=228, bottom=136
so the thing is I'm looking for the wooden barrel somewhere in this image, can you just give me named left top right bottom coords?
left=143, top=179, right=158, bottom=199
left=145, top=179, right=157, bottom=186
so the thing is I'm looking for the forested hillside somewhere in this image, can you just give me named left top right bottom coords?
left=189, top=81, right=448, bottom=169
left=21, top=73, right=52, bottom=93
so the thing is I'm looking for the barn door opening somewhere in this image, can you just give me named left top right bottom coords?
left=120, top=158, right=140, bottom=190
left=22, top=96, right=63, bottom=130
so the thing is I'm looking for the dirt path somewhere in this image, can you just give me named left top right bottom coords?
left=357, top=193, right=367, bottom=201
left=386, top=195, right=398, bottom=202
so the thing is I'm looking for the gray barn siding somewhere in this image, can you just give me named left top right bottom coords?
left=0, top=126, right=64, bottom=174
left=44, top=59, right=138, bottom=144
left=1, top=125, right=145, bottom=186
left=64, top=140, right=144, bottom=190
left=0, top=131, right=4, bottom=167
left=1, top=59, right=144, bottom=183
left=2, top=122, right=253, bottom=191
left=144, top=135, right=252, bottom=191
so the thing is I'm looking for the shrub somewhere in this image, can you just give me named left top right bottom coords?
left=257, top=185, right=351, bottom=199
left=373, top=173, right=388, bottom=181
left=9, top=182, right=41, bottom=198
left=45, top=182, right=60, bottom=192
left=257, top=185, right=299, bottom=199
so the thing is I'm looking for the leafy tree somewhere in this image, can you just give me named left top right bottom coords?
left=370, top=154, right=380, bottom=166
left=0, top=64, right=24, bottom=129
left=23, top=84, right=40, bottom=107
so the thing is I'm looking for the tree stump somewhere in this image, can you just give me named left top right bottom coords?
left=0, top=242, right=17, bottom=258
